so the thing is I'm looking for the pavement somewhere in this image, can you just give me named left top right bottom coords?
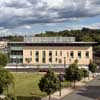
left=62, top=75, right=100, bottom=100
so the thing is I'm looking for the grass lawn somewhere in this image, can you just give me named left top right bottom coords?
left=7, top=72, right=47, bottom=97
left=5, top=72, right=69, bottom=98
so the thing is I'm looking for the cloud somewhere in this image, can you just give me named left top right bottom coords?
left=65, top=23, right=100, bottom=30
left=0, top=0, right=100, bottom=29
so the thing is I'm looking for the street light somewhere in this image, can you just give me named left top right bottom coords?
left=64, top=57, right=66, bottom=69
left=16, top=57, right=17, bottom=72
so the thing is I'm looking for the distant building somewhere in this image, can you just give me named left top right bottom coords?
left=0, top=41, right=8, bottom=54
left=7, top=37, right=97, bottom=69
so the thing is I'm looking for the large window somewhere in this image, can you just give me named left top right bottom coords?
left=25, top=58, right=32, bottom=63
left=86, top=51, right=89, bottom=58
left=42, top=51, right=46, bottom=63
left=70, top=51, right=74, bottom=58
left=49, top=51, right=52, bottom=56
left=49, top=51, right=52, bottom=63
left=35, top=51, right=39, bottom=62
left=55, top=51, right=57, bottom=56
left=11, top=50, right=23, bottom=55
left=49, top=58, right=52, bottom=63
left=10, top=58, right=23, bottom=64
left=59, top=59, right=62, bottom=64
left=30, top=51, right=32, bottom=56
left=78, top=51, right=81, bottom=58
left=60, top=51, right=62, bottom=56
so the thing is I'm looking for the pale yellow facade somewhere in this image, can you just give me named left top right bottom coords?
left=23, top=46, right=93, bottom=65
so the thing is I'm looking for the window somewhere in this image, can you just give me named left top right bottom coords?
left=55, top=51, right=57, bottom=56
left=42, top=51, right=46, bottom=63
left=42, top=58, right=46, bottom=63
left=35, top=51, right=39, bottom=56
left=49, top=51, right=52, bottom=63
left=25, top=58, right=32, bottom=63
left=55, top=58, right=57, bottom=62
left=70, top=51, right=74, bottom=58
left=59, top=59, right=62, bottom=64
left=35, top=58, right=39, bottom=62
left=78, top=51, right=81, bottom=58
left=49, top=51, right=52, bottom=56
left=60, top=51, right=62, bottom=56
left=67, top=52, right=69, bottom=57
left=30, top=51, right=32, bottom=56
left=35, top=51, right=39, bottom=62
left=11, top=50, right=23, bottom=55
left=49, top=58, right=52, bottom=63
left=86, top=51, right=89, bottom=58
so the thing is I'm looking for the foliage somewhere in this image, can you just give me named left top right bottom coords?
left=0, top=53, right=8, bottom=67
left=0, top=86, right=3, bottom=94
left=81, top=68, right=89, bottom=78
left=88, top=61, right=97, bottom=73
left=35, top=28, right=100, bottom=42
left=64, top=63, right=83, bottom=82
left=0, top=68, right=14, bottom=94
left=38, top=69, right=60, bottom=98
left=8, top=35, right=24, bottom=42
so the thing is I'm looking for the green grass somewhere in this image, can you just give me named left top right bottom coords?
left=7, top=72, right=46, bottom=97
left=5, top=72, right=69, bottom=98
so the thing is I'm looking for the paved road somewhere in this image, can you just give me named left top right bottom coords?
left=62, top=76, right=100, bottom=100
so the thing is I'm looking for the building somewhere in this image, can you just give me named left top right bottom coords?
left=0, top=41, right=8, bottom=54
left=7, top=37, right=97, bottom=70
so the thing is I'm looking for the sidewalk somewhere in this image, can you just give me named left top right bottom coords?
left=42, top=77, right=94, bottom=100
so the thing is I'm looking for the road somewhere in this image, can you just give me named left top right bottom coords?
left=62, top=76, right=100, bottom=100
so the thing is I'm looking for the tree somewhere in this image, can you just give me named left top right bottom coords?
left=0, top=53, right=8, bottom=67
left=0, top=68, right=14, bottom=94
left=81, top=68, right=89, bottom=80
left=64, top=61, right=83, bottom=88
left=88, top=61, right=97, bottom=77
left=38, top=69, right=60, bottom=100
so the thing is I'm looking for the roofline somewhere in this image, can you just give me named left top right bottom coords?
left=7, top=42, right=98, bottom=46
left=8, top=42, right=98, bottom=44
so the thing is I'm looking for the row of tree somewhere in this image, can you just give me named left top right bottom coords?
left=35, top=28, right=100, bottom=42
left=38, top=60, right=97, bottom=100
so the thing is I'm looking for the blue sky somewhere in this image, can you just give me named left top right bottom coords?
left=0, top=0, right=100, bottom=35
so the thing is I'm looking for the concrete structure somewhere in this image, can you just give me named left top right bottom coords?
left=7, top=37, right=97, bottom=69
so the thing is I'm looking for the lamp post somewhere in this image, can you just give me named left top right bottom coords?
left=16, top=57, right=17, bottom=72
left=64, top=57, right=66, bottom=69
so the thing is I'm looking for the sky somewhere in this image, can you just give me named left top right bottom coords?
left=0, top=0, right=100, bottom=35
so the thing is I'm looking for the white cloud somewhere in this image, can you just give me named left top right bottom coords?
left=0, top=0, right=100, bottom=29
left=65, top=23, right=100, bottom=30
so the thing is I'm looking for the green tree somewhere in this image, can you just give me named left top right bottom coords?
left=0, top=68, right=14, bottom=94
left=38, top=69, right=60, bottom=100
left=0, top=53, right=8, bottom=67
left=64, top=62, right=83, bottom=88
left=88, top=61, right=97, bottom=77
left=81, top=68, right=89, bottom=80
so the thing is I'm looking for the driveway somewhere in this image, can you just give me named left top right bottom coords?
left=62, top=76, right=100, bottom=100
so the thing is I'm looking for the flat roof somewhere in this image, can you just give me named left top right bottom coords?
left=24, top=37, right=75, bottom=43
left=8, top=42, right=98, bottom=46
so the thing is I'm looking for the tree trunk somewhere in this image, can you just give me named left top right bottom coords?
left=49, top=95, right=51, bottom=100
left=74, top=80, right=76, bottom=88
left=59, top=81, right=61, bottom=96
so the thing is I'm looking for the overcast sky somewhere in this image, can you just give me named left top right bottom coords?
left=0, top=0, right=100, bottom=35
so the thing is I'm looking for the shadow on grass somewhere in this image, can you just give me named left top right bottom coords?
left=16, top=96, right=41, bottom=100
